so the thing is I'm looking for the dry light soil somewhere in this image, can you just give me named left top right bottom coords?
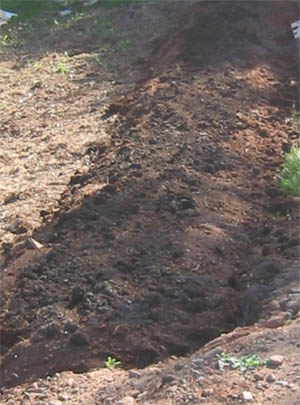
left=0, top=1, right=299, bottom=404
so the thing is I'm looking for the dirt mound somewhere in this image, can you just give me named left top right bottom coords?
left=0, top=0, right=299, bottom=392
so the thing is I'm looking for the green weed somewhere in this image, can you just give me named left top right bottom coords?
left=114, top=39, right=133, bottom=52
left=278, top=147, right=300, bottom=196
left=217, top=353, right=266, bottom=372
left=0, top=32, right=22, bottom=49
left=55, top=61, right=69, bottom=74
left=104, top=356, right=121, bottom=369
left=0, top=34, right=10, bottom=47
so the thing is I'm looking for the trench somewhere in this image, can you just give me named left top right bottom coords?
left=0, top=0, right=299, bottom=390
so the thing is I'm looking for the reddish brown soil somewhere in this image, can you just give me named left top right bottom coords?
left=0, top=1, right=299, bottom=403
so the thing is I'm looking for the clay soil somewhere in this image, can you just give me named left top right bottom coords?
left=0, top=1, right=300, bottom=404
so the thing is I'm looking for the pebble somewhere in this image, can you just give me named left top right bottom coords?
left=275, top=380, right=288, bottom=387
left=117, top=396, right=137, bottom=405
left=128, top=370, right=142, bottom=379
left=269, top=355, right=284, bottom=367
left=202, top=388, right=214, bottom=397
left=266, top=373, right=276, bottom=383
left=263, top=316, right=285, bottom=329
left=58, top=393, right=69, bottom=401
left=242, top=391, right=253, bottom=402
left=203, top=346, right=223, bottom=360
left=269, top=300, right=281, bottom=311
left=66, top=377, right=76, bottom=387
left=191, top=358, right=204, bottom=368
left=279, top=298, right=289, bottom=310
left=162, top=374, right=176, bottom=385
left=197, top=376, right=206, bottom=386
left=167, top=385, right=178, bottom=393
left=256, top=382, right=264, bottom=390
left=286, top=300, right=300, bottom=316
left=230, top=394, right=239, bottom=400
left=253, top=373, right=264, bottom=381
left=217, top=359, right=226, bottom=371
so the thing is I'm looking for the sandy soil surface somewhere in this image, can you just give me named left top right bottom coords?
left=0, top=1, right=299, bottom=404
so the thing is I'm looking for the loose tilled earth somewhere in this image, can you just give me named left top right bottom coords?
left=0, top=1, right=300, bottom=404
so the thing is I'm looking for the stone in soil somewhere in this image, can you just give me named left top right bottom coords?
left=266, top=373, right=276, bottom=383
left=242, top=391, right=253, bottom=402
left=268, top=355, right=284, bottom=367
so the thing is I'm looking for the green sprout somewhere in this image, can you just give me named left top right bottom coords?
left=55, top=61, right=69, bottom=74
left=217, top=353, right=266, bottom=372
left=104, top=356, right=121, bottom=370
left=278, top=147, right=300, bottom=196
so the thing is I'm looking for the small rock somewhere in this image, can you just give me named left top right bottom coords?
left=26, top=387, right=45, bottom=394
left=231, top=394, right=239, bottom=400
left=288, top=383, right=298, bottom=391
left=65, top=377, right=76, bottom=387
left=167, top=385, right=178, bottom=394
left=202, top=388, right=214, bottom=397
left=253, top=373, right=264, bottom=381
left=162, top=374, right=176, bottom=385
left=275, top=380, right=288, bottom=387
left=117, top=397, right=136, bottom=405
left=3, top=191, right=19, bottom=204
left=203, top=346, right=223, bottom=360
left=48, top=402, right=63, bottom=405
left=268, top=300, right=281, bottom=311
left=197, top=376, right=206, bottom=386
left=128, top=370, right=141, bottom=379
left=286, top=300, right=300, bottom=316
left=217, top=359, right=226, bottom=371
left=242, top=391, right=253, bottom=402
left=268, top=355, right=284, bottom=367
left=279, top=298, right=289, bottom=310
left=263, top=315, right=285, bottom=329
left=58, top=394, right=69, bottom=401
left=256, top=382, right=264, bottom=390
left=191, top=358, right=204, bottom=368
left=266, top=373, right=276, bottom=383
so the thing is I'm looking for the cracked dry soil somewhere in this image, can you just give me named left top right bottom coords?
left=0, top=1, right=299, bottom=404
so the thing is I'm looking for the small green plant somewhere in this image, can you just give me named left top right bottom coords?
left=104, top=356, right=121, bottom=369
left=93, top=54, right=102, bottom=65
left=1, top=34, right=10, bottom=46
left=0, top=33, right=20, bottom=48
left=278, top=147, right=300, bottom=196
left=55, top=61, right=69, bottom=75
left=115, top=39, right=133, bottom=52
left=217, top=353, right=266, bottom=372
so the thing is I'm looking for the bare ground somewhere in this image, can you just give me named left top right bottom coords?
left=0, top=1, right=299, bottom=404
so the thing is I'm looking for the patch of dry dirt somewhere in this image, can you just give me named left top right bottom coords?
left=0, top=1, right=299, bottom=404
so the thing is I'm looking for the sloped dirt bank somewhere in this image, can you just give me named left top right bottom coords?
left=0, top=0, right=299, bottom=392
